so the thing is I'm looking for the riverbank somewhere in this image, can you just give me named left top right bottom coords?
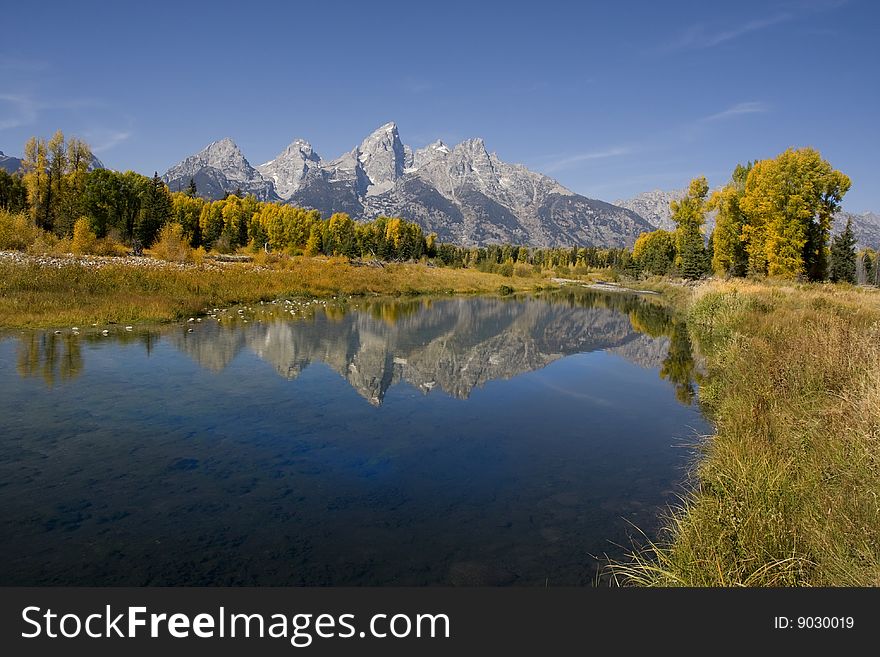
left=0, top=251, right=547, bottom=329
left=612, top=279, right=880, bottom=586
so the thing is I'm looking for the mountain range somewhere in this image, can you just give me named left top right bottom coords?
left=162, top=123, right=653, bottom=248
left=0, top=150, right=106, bottom=174
left=162, top=123, right=879, bottom=249
left=0, top=150, right=23, bottom=173
left=4, top=128, right=877, bottom=249
left=167, top=296, right=673, bottom=406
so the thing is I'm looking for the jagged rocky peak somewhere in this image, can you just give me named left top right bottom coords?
left=0, top=150, right=24, bottom=173
left=88, top=154, right=105, bottom=171
left=164, top=137, right=254, bottom=179
left=412, top=139, right=450, bottom=169
left=162, top=137, right=276, bottom=200
left=451, top=138, right=494, bottom=171
left=199, top=137, right=250, bottom=169
left=614, top=189, right=686, bottom=232
left=357, top=121, right=406, bottom=191
left=409, top=137, right=496, bottom=191
left=258, top=138, right=322, bottom=200
left=424, top=139, right=450, bottom=153
left=279, top=138, right=319, bottom=159
left=456, top=137, right=487, bottom=153
left=436, top=137, right=500, bottom=190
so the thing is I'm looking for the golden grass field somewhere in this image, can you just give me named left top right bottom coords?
left=612, top=279, right=880, bottom=586
left=0, top=254, right=546, bottom=329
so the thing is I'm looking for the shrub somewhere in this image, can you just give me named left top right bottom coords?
left=93, top=237, right=129, bottom=257
left=71, top=218, right=98, bottom=255
left=211, top=234, right=233, bottom=254
left=26, top=231, right=63, bottom=255
left=150, top=222, right=192, bottom=263
left=191, top=246, right=207, bottom=266
left=0, top=210, right=44, bottom=251
left=251, top=249, right=283, bottom=267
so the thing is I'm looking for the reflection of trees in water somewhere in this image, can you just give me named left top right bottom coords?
left=17, top=333, right=82, bottom=387
left=15, top=329, right=160, bottom=386
left=141, top=332, right=158, bottom=356
left=532, top=289, right=702, bottom=405
left=365, top=299, right=424, bottom=325
left=628, top=303, right=674, bottom=339
left=11, top=290, right=703, bottom=405
left=563, top=288, right=701, bottom=405
left=660, top=324, right=699, bottom=405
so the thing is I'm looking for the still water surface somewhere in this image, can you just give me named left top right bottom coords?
left=0, top=290, right=708, bottom=585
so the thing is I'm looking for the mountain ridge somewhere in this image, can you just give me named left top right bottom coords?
left=162, top=123, right=653, bottom=247
left=0, top=150, right=106, bottom=174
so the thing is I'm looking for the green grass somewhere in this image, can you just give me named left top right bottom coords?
left=610, top=279, right=880, bottom=586
left=0, top=256, right=547, bottom=329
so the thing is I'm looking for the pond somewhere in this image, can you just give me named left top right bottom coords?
left=0, top=289, right=709, bottom=585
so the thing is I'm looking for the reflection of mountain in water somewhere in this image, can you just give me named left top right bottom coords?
left=11, top=291, right=699, bottom=405
left=172, top=326, right=247, bottom=373
left=168, top=294, right=681, bottom=406
left=607, top=334, right=671, bottom=370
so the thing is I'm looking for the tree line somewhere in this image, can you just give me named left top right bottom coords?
left=0, top=131, right=638, bottom=272
left=2, top=135, right=874, bottom=283
left=0, top=131, right=433, bottom=260
left=432, top=242, right=632, bottom=274
left=632, top=147, right=871, bottom=283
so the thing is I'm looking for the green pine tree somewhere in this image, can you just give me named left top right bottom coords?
left=671, top=177, right=710, bottom=279
left=829, top=218, right=857, bottom=283
left=137, top=172, right=173, bottom=246
left=305, top=224, right=323, bottom=256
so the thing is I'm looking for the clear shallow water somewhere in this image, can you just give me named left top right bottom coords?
left=0, top=290, right=708, bottom=585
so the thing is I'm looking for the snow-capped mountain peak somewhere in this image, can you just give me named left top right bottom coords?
left=357, top=121, right=406, bottom=192
left=257, top=139, right=322, bottom=200
left=163, top=123, right=656, bottom=247
left=162, top=137, right=275, bottom=200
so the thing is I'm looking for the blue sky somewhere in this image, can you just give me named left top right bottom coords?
left=2, top=0, right=877, bottom=210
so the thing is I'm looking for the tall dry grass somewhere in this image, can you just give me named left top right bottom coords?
left=0, top=256, right=541, bottom=329
left=611, top=279, right=880, bottom=586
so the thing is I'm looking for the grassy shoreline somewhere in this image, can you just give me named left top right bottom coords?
left=7, top=250, right=878, bottom=586
left=612, top=279, right=880, bottom=586
left=0, top=252, right=550, bottom=330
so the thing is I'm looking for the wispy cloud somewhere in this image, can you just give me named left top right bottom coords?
left=543, top=147, right=632, bottom=173
left=667, top=13, right=792, bottom=51
left=0, top=93, right=105, bottom=131
left=88, top=130, right=132, bottom=153
left=676, top=101, right=770, bottom=142
left=663, top=0, right=849, bottom=51
left=700, top=101, right=770, bottom=123
left=587, top=169, right=730, bottom=198
left=0, top=94, right=39, bottom=130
